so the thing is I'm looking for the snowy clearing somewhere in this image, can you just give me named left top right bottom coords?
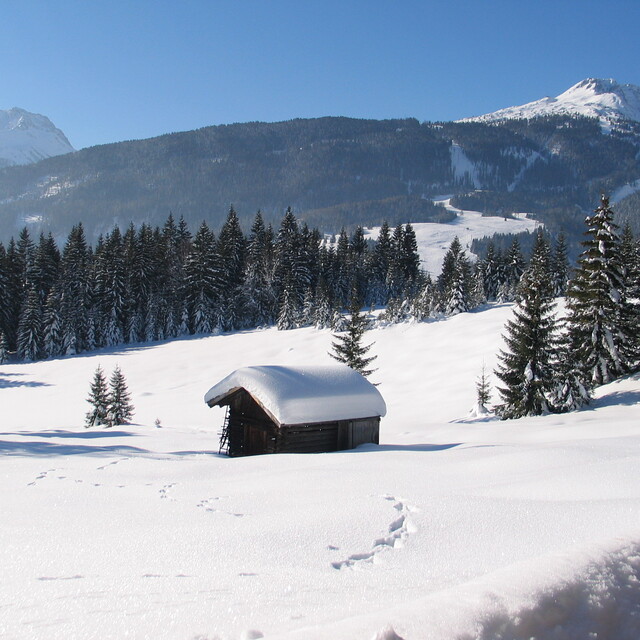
left=1, top=302, right=639, bottom=639
left=364, top=198, right=541, bottom=277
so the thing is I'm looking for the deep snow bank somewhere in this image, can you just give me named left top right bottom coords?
left=274, top=537, right=640, bottom=640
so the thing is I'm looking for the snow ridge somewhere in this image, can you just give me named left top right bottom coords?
left=0, top=107, right=75, bottom=167
left=460, top=78, right=640, bottom=129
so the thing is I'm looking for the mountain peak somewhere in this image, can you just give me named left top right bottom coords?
left=0, top=107, right=75, bottom=167
left=460, top=78, right=640, bottom=127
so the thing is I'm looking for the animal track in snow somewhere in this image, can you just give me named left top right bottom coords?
left=159, top=483, right=177, bottom=500
left=331, top=494, right=417, bottom=570
left=97, top=457, right=128, bottom=471
left=27, top=468, right=58, bottom=486
left=197, top=497, right=244, bottom=517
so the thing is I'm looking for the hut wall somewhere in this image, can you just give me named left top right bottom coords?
left=227, top=391, right=278, bottom=457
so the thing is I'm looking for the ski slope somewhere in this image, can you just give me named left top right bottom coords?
left=364, top=198, right=542, bottom=277
left=1, top=303, right=639, bottom=639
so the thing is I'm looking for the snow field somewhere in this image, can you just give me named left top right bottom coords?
left=364, top=197, right=541, bottom=278
left=1, top=302, right=640, bottom=639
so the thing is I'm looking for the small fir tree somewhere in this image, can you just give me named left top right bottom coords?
left=107, top=365, right=135, bottom=426
left=329, top=298, right=377, bottom=377
left=476, top=363, right=492, bottom=410
left=85, top=365, right=110, bottom=427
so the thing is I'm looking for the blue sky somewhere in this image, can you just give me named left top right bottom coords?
left=1, top=0, right=639, bottom=150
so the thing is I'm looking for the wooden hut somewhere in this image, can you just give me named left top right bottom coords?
left=204, top=365, right=386, bottom=456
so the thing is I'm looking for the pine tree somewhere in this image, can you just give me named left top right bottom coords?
left=495, top=232, right=558, bottom=419
left=217, top=206, right=246, bottom=330
left=499, top=238, right=526, bottom=302
left=42, top=291, right=64, bottom=358
left=386, top=224, right=406, bottom=301
left=565, top=195, right=639, bottom=386
left=329, top=298, right=377, bottom=377
left=482, top=242, right=502, bottom=301
left=551, top=232, right=570, bottom=297
left=59, top=224, right=92, bottom=355
left=371, top=221, right=392, bottom=304
left=0, top=331, right=9, bottom=364
left=313, top=275, right=334, bottom=329
left=243, top=211, right=277, bottom=327
left=107, top=365, right=135, bottom=426
left=438, top=237, right=471, bottom=315
left=276, top=272, right=301, bottom=330
left=85, top=365, right=110, bottom=427
left=17, top=287, right=43, bottom=361
left=475, top=363, right=492, bottom=413
left=410, top=274, right=435, bottom=321
left=550, top=321, right=592, bottom=413
left=184, top=222, right=220, bottom=334
left=619, top=221, right=640, bottom=300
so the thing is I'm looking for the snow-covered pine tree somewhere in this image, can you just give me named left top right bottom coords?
left=33, top=233, right=60, bottom=305
left=4, top=239, right=23, bottom=352
left=495, top=232, right=558, bottom=419
left=498, top=238, right=526, bottom=302
left=400, top=223, right=421, bottom=297
left=470, top=263, right=487, bottom=308
left=565, top=195, right=639, bottom=386
left=0, top=331, right=9, bottom=364
left=471, top=362, right=492, bottom=417
left=59, top=224, right=92, bottom=355
left=243, top=211, right=277, bottom=327
left=410, top=274, right=435, bottom=322
left=313, top=275, right=334, bottom=329
left=16, top=287, right=44, bottom=361
left=276, top=272, right=301, bottom=330
left=385, top=224, right=407, bottom=302
left=329, top=297, right=377, bottom=377
left=107, top=365, right=135, bottom=426
left=619, top=221, right=640, bottom=300
left=551, top=232, right=570, bottom=297
left=437, top=237, right=471, bottom=315
left=184, top=222, right=219, bottom=334
left=85, top=365, right=110, bottom=427
left=217, top=206, right=247, bottom=330
left=549, top=318, right=592, bottom=413
left=42, top=291, right=64, bottom=358
left=482, top=242, right=502, bottom=301
left=333, top=227, right=352, bottom=308
left=370, top=221, right=392, bottom=305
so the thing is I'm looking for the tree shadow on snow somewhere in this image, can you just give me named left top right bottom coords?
left=0, top=372, right=51, bottom=389
left=0, top=429, right=135, bottom=439
left=0, top=439, right=148, bottom=457
left=593, top=388, right=640, bottom=409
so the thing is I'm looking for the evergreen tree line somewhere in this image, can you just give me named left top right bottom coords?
left=494, top=195, right=640, bottom=419
left=0, top=207, right=430, bottom=362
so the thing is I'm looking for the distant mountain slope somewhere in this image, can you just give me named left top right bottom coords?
left=0, top=87, right=638, bottom=244
left=0, top=108, right=74, bottom=167
left=461, top=78, right=640, bottom=129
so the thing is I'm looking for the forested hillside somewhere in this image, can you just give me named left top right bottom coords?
left=0, top=114, right=638, bottom=243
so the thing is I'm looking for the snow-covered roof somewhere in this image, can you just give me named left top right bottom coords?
left=204, top=365, right=386, bottom=426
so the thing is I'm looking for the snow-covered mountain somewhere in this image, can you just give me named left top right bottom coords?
left=461, top=78, right=640, bottom=128
left=0, top=107, right=74, bottom=167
